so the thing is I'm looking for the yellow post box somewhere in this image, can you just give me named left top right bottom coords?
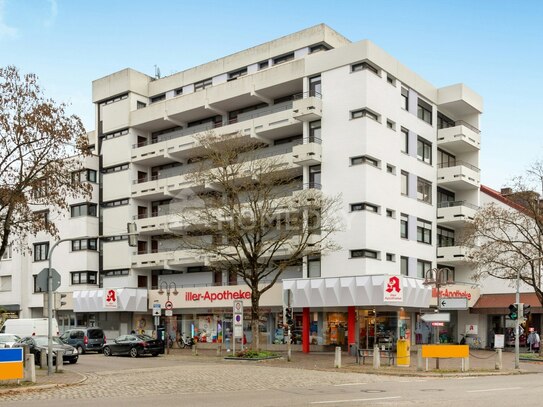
left=396, top=339, right=410, bottom=366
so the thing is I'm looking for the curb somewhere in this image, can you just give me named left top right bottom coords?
left=0, top=372, right=87, bottom=396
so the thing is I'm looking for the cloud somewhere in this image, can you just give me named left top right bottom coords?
left=43, top=0, right=57, bottom=28
left=0, top=0, right=17, bottom=40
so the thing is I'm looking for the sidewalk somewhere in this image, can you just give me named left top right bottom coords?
left=0, top=365, right=86, bottom=395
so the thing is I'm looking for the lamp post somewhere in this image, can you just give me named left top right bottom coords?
left=423, top=267, right=453, bottom=369
left=158, top=281, right=178, bottom=354
left=514, top=255, right=543, bottom=369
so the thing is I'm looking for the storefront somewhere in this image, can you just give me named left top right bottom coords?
left=283, top=275, right=433, bottom=352
left=148, top=284, right=284, bottom=346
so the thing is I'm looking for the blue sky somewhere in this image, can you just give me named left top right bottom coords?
left=1, top=0, right=542, bottom=190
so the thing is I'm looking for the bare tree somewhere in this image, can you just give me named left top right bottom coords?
left=0, top=66, right=90, bottom=259
left=463, top=164, right=543, bottom=308
left=171, top=133, right=342, bottom=350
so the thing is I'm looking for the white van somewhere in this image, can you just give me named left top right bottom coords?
left=0, top=318, right=59, bottom=337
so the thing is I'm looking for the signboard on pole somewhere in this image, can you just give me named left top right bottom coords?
left=421, top=313, right=450, bottom=323
left=165, top=310, right=173, bottom=317
left=233, top=300, right=243, bottom=338
left=152, top=303, right=161, bottom=316
left=36, top=268, right=61, bottom=292
left=437, top=298, right=468, bottom=310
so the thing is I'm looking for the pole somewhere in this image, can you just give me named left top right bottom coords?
left=515, top=267, right=520, bottom=369
left=435, top=277, right=440, bottom=370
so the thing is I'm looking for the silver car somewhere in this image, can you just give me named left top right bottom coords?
left=0, top=333, right=21, bottom=348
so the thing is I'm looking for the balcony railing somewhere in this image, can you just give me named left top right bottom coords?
left=292, top=90, right=322, bottom=100
left=438, top=120, right=480, bottom=135
left=437, top=200, right=479, bottom=210
left=437, top=160, right=480, bottom=172
left=303, top=182, right=322, bottom=190
left=302, top=137, right=322, bottom=144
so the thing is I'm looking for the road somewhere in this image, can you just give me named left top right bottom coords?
left=1, top=353, right=542, bottom=406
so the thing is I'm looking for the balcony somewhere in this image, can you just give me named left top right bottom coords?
left=437, top=245, right=468, bottom=264
left=292, top=137, right=322, bottom=166
left=292, top=92, right=322, bottom=122
left=437, top=201, right=479, bottom=227
left=131, top=251, right=174, bottom=269
left=437, top=161, right=480, bottom=190
left=437, top=122, right=481, bottom=154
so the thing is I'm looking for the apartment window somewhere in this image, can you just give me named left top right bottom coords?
left=71, top=203, right=97, bottom=218
left=401, top=171, right=409, bottom=196
left=417, top=98, right=433, bottom=124
left=350, top=155, right=379, bottom=167
left=102, top=198, right=129, bottom=207
left=273, top=53, right=294, bottom=65
left=309, top=76, right=322, bottom=97
left=437, top=187, right=455, bottom=204
left=174, top=88, right=183, bottom=96
left=194, top=78, right=212, bottom=91
left=386, top=253, right=395, bottom=262
left=438, top=149, right=456, bottom=168
left=102, top=128, right=128, bottom=140
left=309, top=44, right=328, bottom=54
left=437, top=265, right=456, bottom=282
left=103, top=269, right=129, bottom=277
left=400, top=214, right=409, bottom=239
left=33, top=242, right=49, bottom=262
left=351, top=61, right=379, bottom=75
left=309, top=120, right=321, bottom=142
left=386, top=119, right=396, bottom=130
left=351, top=249, right=378, bottom=259
left=400, top=256, right=409, bottom=276
left=400, top=127, right=409, bottom=153
left=386, top=209, right=395, bottom=218
left=150, top=94, right=166, bottom=103
left=309, top=165, right=321, bottom=189
left=100, top=93, right=128, bottom=107
left=72, top=239, right=98, bottom=251
left=308, top=256, right=321, bottom=277
left=103, top=163, right=129, bottom=173
left=72, top=169, right=97, bottom=184
left=71, top=271, right=97, bottom=285
left=417, top=259, right=432, bottom=278
left=137, top=101, right=147, bottom=109
left=258, top=60, right=269, bottom=70
left=417, top=137, right=432, bottom=164
left=0, top=275, right=12, bottom=291
left=1, top=244, right=12, bottom=260
left=33, top=275, right=42, bottom=292
left=401, top=87, right=409, bottom=110
left=386, top=164, right=396, bottom=174
left=437, top=227, right=455, bottom=247
left=351, top=202, right=379, bottom=213
left=437, top=112, right=455, bottom=129
left=417, top=219, right=432, bottom=244
left=351, top=108, right=379, bottom=121
left=228, top=68, right=247, bottom=81
left=386, top=74, right=396, bottom=86
left=33, top=210, right=49, bottom=227
left=32, top=178, right=48, bottom=199
left=417, top=177, right=432, bottom=203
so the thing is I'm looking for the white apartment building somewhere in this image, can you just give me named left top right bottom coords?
left=1, top=24, right=485, bottom=348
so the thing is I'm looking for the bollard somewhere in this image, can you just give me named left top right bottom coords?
left=24, top=354, right=36, bottom=383
left=192, top=343, right=198, bottom=356
left=216, top=344, right=222, bottom=356
left=40, top=350, right=47, bottom=369
left=373, top=345, right=380, bottom=369
left=55, top=350, right=64, bottom=372
left=417, top=347, right=423, bottom=371
left=495, top=348, right=502, bottom=370
left=334, top=346, right=342, bottom=368
left=464, top=356, right=470, bottom=372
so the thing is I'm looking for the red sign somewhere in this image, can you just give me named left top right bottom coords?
left=431, top=322, right=445, bottom=327
left=185, top=289, right=251, bottom=303
left=432, top=288, right=471, bottom=300
left=104, top=289, right=118, bottom=309
left=165, top=300, right=173, bottom=310
left=384, top=276, right=403, bottom=302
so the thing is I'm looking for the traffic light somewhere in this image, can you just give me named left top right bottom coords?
left=523, top=304, right=531, bottom=318
left=508, top=303, right=518, bottom=320
left=55, top=292, right=67, bottom=309
left=285, top=307, right=293, bottom=326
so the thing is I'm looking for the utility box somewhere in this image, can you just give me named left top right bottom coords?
left=396, top=339, right=410, bottom=366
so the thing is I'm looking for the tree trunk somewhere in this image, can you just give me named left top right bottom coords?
left=251, top=290, right=261, bottom=351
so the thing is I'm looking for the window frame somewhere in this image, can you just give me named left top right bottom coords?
left=401, top=171, right=409, bottom=196
left=417, top=98, right=433, bottom=124
left=401, top=87, right=409, bottom=110
left=351, top=108, right=379, bottom=122
left=417, top=137, right=432, bottom=164
left=417, top=177, right=432, bottom=204
left=351, top=249, right=379, bottom=259
left=33, top=242, right=49, bottom=262
left=400, top=213, right=409, bottom=239
left=417, top=218, right=432, bottom=244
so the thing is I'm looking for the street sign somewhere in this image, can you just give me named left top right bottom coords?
left=152, top=303, right=161, bottom=316
left=165, top=310, right=173, bottom=317
left=36, top=268, right=61, bottom=292
left=233, top=300, right=243, bottom=339
left=165, top=300, right=173, bottom=310
left=421, top=312, right=450, bottom=323
left=438, top=298, right=468, bottom=310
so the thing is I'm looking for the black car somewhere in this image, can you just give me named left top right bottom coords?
left=60, top=327, right=106, bottom=354
left=16, top=335, right=79, bottom=364
left=102, top=334, right=162, bottom=357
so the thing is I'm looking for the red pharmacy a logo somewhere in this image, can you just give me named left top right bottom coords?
left=106, top=289, right=116, bottom=303
left=386, top=276, right=401, bottom=293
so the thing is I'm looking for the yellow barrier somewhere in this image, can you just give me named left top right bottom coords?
left=421, top=344, right=469, bottom=372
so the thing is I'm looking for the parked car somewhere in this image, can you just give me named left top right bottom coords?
left=0, top=333, right=21, bottom=348
left=15, top=335, right=79, bottom=364
left=102, top=334, right=162, bottom=358
left=60, top=327, right=106, bottom=354
left=0, top=318, right=59, bottom=337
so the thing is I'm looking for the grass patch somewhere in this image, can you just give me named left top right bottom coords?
left=520, top=353, right=543, bottom=360
left=234, top=350, right=278, bottom=359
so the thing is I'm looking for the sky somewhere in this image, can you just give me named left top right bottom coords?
left=1, top=0, right=542, bottom=191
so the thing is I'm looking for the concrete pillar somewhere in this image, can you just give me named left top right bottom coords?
left=495, top=348, right=503, bottom=370
left=302, top=307, right=310, bottom=353
left=334, top=346, right=342, bottom=368
left=373, top=345, right=380, bottom=369
left=417, top=347, right=423, bottom=371
left=55, top=350, right=64, bottom=372
left=40, top=350, right=47, bottom=369
left=24, top=354, right=36, bottom=383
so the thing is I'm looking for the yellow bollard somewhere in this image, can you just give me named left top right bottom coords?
left=396, top=339, right=410, bottom=366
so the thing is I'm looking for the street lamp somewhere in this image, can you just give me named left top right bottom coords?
left=514, top=255, right=543, bottom=369
left=158, top=281, right=178, bottom=354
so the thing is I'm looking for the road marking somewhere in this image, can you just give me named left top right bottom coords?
left=333, top=382, right=368, bottom=386
left=311, top=396, right=401, bottom=404
left=398, top=379, right=426, bottom=383
left=467, top=387, right=522, bottom=393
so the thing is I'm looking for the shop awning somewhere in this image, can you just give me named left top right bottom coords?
left=471, top=293, right=543, bottom=314
left=73, top=288, right=148, bottom=312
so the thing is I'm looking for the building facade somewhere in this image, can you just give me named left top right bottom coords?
left=1, top=24, right=487, bottom=348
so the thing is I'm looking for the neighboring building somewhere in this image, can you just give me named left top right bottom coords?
left=2, top=24, right=485, bottom=348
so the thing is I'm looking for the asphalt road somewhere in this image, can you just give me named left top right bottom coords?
left=2, top=353, right=542, bottom=406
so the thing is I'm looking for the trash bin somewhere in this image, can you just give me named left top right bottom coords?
left=396, top=339, right=410, bottom=366
left=349, top=343, right=358, bottom=357
left=156, top=325, right=166, bottom=354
